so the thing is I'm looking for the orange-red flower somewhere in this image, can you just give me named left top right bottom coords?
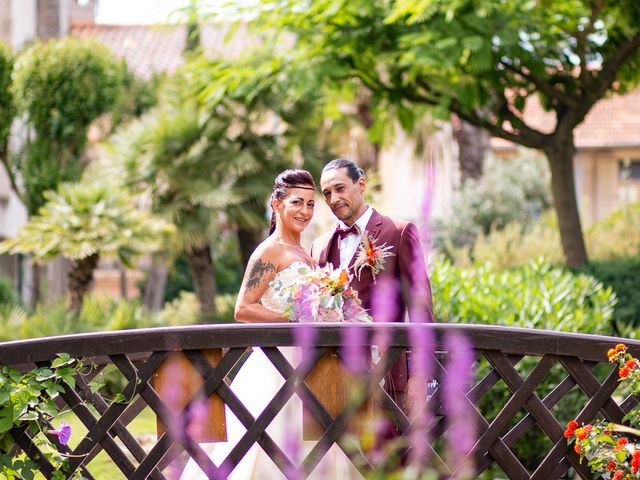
left=619, top=366, right=632, bottom=378
left=612, top=469, right=624, bottom=480
left=575, top=428, right=588, bottom=440
left=574, top=443, right=581, bottom=454
left=564, top=420, right=578, bottom=438
left=606, top=460, right=617, bottom=471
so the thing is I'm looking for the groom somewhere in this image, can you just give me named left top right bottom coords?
left=310, top=158, right=433, bottom=414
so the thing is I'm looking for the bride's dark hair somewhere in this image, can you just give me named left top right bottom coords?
left=269, top=169, right=315, bottom=235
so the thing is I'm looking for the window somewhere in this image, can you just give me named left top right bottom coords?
left=619, top=159, right=640, bottom=180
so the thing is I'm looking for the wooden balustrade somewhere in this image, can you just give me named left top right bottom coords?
left=1, top=323, right=638, bottom=479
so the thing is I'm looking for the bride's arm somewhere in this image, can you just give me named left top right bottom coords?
left=235, top=249, right=288, bottom=323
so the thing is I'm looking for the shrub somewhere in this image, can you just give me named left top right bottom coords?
left=464, top=211, right=563, bottom=268
left=0, top=42, right=14, bottom=158
left=586, top=203, right=640, bottom=260
left=11, top=38, right=124, bottom=214
left=433, top=153, right=551, bottom=256
left=432, top=258, right=619, bottom=474
left=0, top=276, right=17, bottom=306
left=432, top=258, right=616, bottom=333
left=580, top=257, right=640, bottom=330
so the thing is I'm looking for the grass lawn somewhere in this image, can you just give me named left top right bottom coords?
left=59, top=405, right=157, bottom=478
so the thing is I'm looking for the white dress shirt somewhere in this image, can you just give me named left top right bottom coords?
left=337, top=205, right=373, bottom=267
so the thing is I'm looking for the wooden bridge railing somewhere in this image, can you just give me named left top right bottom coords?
left=1, top=323, right=638, bottom=479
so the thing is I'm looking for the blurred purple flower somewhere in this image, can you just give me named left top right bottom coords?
left=292, top=283, right=316, bottom=322
left=420, top=161, right=436, bottom=259
left=408, top=324, right=435, bottom=466
left=49, top=421, right=71, bottom=445
left=341, top=324, right=367, bottom=375
left=186, top=395, right=209, bottom=441
left=371, top=277, right=399, bottom=323
left=443, top=332, right=476, bottom=478
left=294, top=323, right=318, bottom=373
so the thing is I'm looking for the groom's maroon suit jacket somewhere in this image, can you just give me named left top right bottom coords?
left=310, top=208, right=433, bottom=395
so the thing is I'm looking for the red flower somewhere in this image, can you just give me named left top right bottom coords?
left=619, top=366, right=631, bottom=378
left=575, top=428, right=587, bottom=440
left=574, top=443, right=581, bottom=454
left=618, top=438, right=629, bottom=447
left=626, top=359, right=638, bottom=370
left=606, top=460, right=617, bottom=471
left=613, top=470, right=624, bottom=480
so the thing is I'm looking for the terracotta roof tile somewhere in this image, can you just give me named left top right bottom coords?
left=70, top=23, right=255, bottom=79
left=492, top=87, right=640, bottom=150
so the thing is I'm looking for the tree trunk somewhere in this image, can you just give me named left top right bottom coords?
left=543, top=134, right=588, bottom=268
left=186, top=244, right=217, bottom=319
left=143, top=253, right=169, bottom=311
left=67, top=253, right=99, bottom=313
left=453, top=117, right=489, bottom=182
left=237, top=225, right=264, bottom=272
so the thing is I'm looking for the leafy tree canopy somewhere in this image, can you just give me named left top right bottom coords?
left=0, top=182, right=173, bottom=266
left=241, top=0, right=640, bottom=267
left=10, top=38, right=125, bottom=214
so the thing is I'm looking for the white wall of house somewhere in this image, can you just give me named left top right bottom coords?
left=10, top=0, right=37, bottom=48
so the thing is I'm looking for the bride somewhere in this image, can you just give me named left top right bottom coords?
left=181, top=169, right=361, bottom=479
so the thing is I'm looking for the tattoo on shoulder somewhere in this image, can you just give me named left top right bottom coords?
left=245, top=258, right=277, bottom=291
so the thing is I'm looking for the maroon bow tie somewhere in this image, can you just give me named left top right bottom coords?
left=336, top=224, right=359, bottom=239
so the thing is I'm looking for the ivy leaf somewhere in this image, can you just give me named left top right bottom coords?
left=0, top=407, right=14, bottom=434
left=51, top=353, right=72, bottom=368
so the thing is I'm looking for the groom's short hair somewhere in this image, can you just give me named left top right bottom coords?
left=322, top=158, right=364, bottom=183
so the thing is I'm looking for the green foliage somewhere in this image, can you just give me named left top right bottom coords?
left=580, top=257, right=640, bottom=330
left=452, top=203, right=640, bottom=269
left=432, top=258, right=619, bottom=473
left=432, top=258, right=616, bottom=333
left=434, top=154, right=551, bottom=256
left=109, top=67, right=162, bottom=133
left=0, top=354, right=83, bottom=479
left=0, top=295, right=156, bottom=341
left=0, top=182, right=173, bottom=266
left=10, top=38, right=124, bottom=214
left=247, top=0, right=640, bottom=266
left=12, top=38, right=122, bottom=148
left=586, top=203, right=640, bottom=260
left=0, top=42, right=14, bottom=159
left=0, top=276, right=17, bottom=306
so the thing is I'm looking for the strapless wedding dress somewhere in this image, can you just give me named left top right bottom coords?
left=180, top=262, right=362, bottom=479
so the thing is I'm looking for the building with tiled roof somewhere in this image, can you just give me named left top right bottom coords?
left=70, top=22, right=255, bottom=79
left=491, top=88, right=640, bottom=225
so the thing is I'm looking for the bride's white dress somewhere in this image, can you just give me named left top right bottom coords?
left=180, top=262, right=362, bottom=479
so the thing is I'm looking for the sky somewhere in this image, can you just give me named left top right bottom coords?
left=95, top=0, right=192, bottom=24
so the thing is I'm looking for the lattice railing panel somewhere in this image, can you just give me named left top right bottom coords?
left=1, top=324, right=640, bottom=479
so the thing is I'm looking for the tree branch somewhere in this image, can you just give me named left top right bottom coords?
left=451, top=97, right=549, bottom=150
left=500, top=62, right=581, bottom=109
left=0, top=144, right=23, bottom=203
left=557, top=32, right=640, bottom=135
left=574, top=0, right=603, bottom=88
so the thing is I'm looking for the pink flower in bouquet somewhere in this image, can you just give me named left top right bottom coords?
left=274, top=264, right=371, bottom=322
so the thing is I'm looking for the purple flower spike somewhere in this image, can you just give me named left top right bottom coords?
left=443, top=332, right=476, bottom=478
left=370, top=277, right=399, bottom=323
left=49, top=421, right=72, bottom=445
left=341, top=324, right=367, bottom=375
left=408, top=324, right=435, bottom=466
left=186, top=396, right=209, bottom=441
left=294, top=323, right=318, bottom=372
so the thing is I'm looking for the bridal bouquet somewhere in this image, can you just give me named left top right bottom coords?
left=270, top=264, right=371, bottom=323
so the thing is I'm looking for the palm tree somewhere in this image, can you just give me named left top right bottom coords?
left=0, top=183, right=173, bottom=312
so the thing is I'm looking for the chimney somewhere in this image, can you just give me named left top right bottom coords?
left=69, top=0, right=96, bottom=26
